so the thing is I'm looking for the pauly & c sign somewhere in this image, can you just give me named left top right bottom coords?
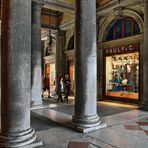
left=104, top=43, right=139, bottom=56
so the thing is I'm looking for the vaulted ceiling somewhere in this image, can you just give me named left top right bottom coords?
left=0, top=0, right=112, bottom=31
left=42, top=0, right=112, bottom=29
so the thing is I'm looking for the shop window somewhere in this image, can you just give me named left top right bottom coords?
left=134, top=21, right=140, bottom=35
left=106, top=25, right=114, bottom=41
left=115, top=20, right=122, bottom=39
left=106, top=17, right=140, bottom=41
left=105, top=52, right=139, bottom=100
left=124, top=19, right=132, bottom=37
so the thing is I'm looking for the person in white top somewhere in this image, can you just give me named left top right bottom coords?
left=57, top=77, right=64, bottom=103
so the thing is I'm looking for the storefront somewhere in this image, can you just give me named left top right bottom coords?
left=98, top=15, right=143, bottom=104
left=44, top=56, right=56, bottom=95
left=69, top=60, right=75, bottom=94
left=65, top=50, right=75, bottom=94
left=103, top=43, right=140, bottom=103
left=45, top=63, right=55, bottom=84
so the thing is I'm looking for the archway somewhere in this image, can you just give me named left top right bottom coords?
left=98, top=8, right=143, bottom=104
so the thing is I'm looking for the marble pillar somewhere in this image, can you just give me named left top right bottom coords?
left=141, top=0, right=148, bottom=110
left=72, top=0, right=101, bottom=128
left=97, top=45, right=103, bottom=100
left=0, top=0, right=42, bottom=147
left=55, top=30, right=65, bottom=87
left=31, top=1, right=42, bottom=106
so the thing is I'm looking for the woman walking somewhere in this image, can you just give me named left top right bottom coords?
left=57, top=77, right=65, bottom=103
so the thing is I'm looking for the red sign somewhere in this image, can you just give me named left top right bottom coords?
left=104, top=43, right=139, bottom=55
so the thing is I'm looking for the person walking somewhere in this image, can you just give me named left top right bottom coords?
left=42, top=73, right=51, bottom=98
left=64, top=74, right=71, bottom=101
left=57, top=77, right=65, bottom=103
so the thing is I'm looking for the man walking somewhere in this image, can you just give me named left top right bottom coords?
left=42, top=73, right=51, bottom=98
left=64, top=74, right=71, bottom=101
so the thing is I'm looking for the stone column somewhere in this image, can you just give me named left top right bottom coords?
left=141, top=0, right=148, bottom=110
left=0, top=34, right=1, bottom=105
left=55, top=30, right=65, bottom=87
left=72, top=0, right=103, bottom=130
left=97, top=44, right=103, bottom=100
left=0, top=0, right=42, bottom=147
left=96, top=20, right=103, bottom=100
left=31, top=1, right=42, bottom=106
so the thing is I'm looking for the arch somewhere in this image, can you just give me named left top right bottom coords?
left=98, top=8, right=144, bottom=42
left=67, top=35, right=74, bottom=50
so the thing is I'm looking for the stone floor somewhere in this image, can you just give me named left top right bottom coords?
left=30, top=97, right=148, bottom=148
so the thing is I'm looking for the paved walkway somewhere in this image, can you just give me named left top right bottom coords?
left=31, top=98, right=148, bottom=148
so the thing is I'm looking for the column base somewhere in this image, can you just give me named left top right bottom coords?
left=72, top=114, right=101, bottom=127
left=0, top=128, right=41, bottom=148
left=71, top=114, right=107, bottom=133
left=68, top=121, right=107, bottom=133
left=139, top=103, right=148, bottom=111
left=21, top=139, right=42, bottom=148
left=31, top=100, right=43, bottom=109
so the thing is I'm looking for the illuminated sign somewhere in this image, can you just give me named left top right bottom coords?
left=104, top=43, right=139, bottom=55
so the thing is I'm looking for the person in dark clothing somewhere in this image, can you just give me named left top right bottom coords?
left=64, top=74, right=71, bottom=101
left=57, top=77, right=64, bottom=103
left=42, top=73, right=51, bottom=98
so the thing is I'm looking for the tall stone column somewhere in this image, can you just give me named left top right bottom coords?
left=31, top=1, right=42, bottom=106
left=96, top=20, right=103, bottom=100
left=72, top=0, right=103, bottom=130
left=0, top=0, right=42, bottom=147
left=55, top=30, right=65, bottom=87
left=141, top=0, right=148, bottom=110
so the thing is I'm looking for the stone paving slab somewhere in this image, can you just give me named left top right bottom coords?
left=36, top=128, right=115, bottom=148
left=88, top=120, right=148, bottom=148
left=31, top=101, right=148, bottom=148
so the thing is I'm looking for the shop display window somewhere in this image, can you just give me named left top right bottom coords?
left=105, top=52, right=139, bottom=99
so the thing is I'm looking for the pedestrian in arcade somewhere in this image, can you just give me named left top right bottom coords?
left=57, top=77, right=65, bottom=103
left=64, top=74, right=71, bottom=101
left=42, top=73, right=51, bottom=98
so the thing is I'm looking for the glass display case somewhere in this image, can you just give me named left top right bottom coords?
left=105, top=52, right=139, bottom=99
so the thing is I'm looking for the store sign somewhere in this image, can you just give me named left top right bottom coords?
left=104, top=43, right=139, bottom=55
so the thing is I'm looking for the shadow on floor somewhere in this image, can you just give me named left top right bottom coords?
left=50, top=103, right=136, bottom=117
left=31, top=113, right=61, bottom=131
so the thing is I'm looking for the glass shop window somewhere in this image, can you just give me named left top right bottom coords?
left=124, top=19, right=132, bottom=37
left=106, top=25, right=114, bottom=41
left=106, top=17, right=140, bottom=41
left=134, top=21, right=140, bottom=35
left=115, top=20, right=122, bottom=39
left=105, top=52, right=139, bottom=100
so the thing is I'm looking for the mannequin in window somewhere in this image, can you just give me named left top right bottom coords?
left=112, top=74, right=123, bottom=92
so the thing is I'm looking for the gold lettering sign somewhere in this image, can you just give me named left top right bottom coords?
left=104, top=43, right=139, bottom=56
